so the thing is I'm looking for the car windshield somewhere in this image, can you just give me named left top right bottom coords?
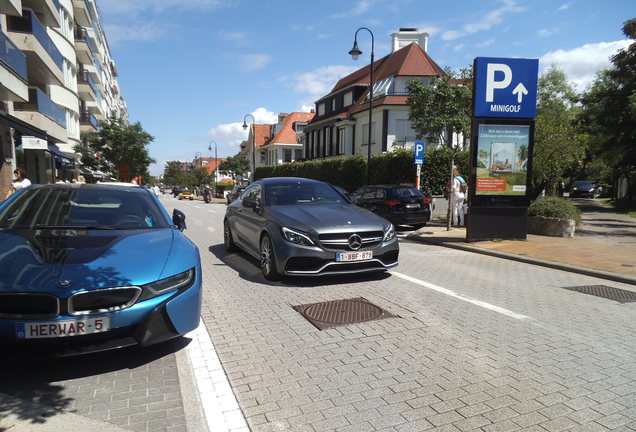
left=573, top=181, right=593, bottom=188
left=0, top=185, right=170, bottom=230
left=265, top=181, right=347, bottom=206
left=388, top=187, right=424, bottom=198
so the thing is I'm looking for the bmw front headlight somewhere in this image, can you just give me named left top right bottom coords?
left=281, top=227, right=315, bottom=246
left=138, top=268, right=195, bottom=302
left=383, top=224, right=396, bottom=242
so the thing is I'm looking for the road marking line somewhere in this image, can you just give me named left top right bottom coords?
left=391, top=271, right=533, bottom=321
left=186, top=319, right=250, bottom=432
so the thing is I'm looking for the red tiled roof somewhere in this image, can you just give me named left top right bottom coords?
left=331, top=43, right=444, bottom=94
left=253, top=124, right=272, bottom=149
left=265, top=112, right=315, bottom=146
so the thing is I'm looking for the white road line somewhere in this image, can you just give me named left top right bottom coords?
left=391, top=271, right=533, bottom=321
left=185, top=319, right=250, bottom=432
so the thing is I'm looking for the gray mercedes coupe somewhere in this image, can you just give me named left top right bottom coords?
left=223, top=177, right=399, bottom=280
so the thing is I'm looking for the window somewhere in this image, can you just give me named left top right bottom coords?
left=295, top=149, right=303, bottom=160
left=260, top=151, right=265, bottom=163
left=284, top=149, right=292, bottom=163
left=331, top=99, right=336, bottom=111
left=338, top=128, right=345, bottom=155
left=362, top=122, right=376, bottom=144
left=344, top=92, right=353, bottom=106
left=318, top=103, right=325, bottom=116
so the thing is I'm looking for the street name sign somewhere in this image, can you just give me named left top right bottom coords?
left=473, top=57, right=538, bottom=119
left=414, top=141, right=425, bottom=165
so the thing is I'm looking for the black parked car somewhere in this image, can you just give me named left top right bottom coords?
left=570, top=180, right=596, bottom=198
left=226, top=185, right=245, bottom=204
left=349, top=185, right=432, bottom=228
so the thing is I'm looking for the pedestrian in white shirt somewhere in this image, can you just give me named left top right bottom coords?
left=5, top=168, right=31, bottom=200
left=451, top=167, right=467, bottom=227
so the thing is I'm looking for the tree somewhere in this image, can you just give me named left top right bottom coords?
left=407, top=68, right=472, bottom=229
left=579, top=18, right=636, bottom=204
left=532, top=66, right=584, bottom=198
left=75, top=116, right=155, bottom=181
left=218, top=155, right=250, bottom=180
left=162, top=161, right=186, bottom=186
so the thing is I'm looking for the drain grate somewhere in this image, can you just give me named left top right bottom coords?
left=563, top=285, right=636, bottom=303
left=293, top=297, right=398, bottom=330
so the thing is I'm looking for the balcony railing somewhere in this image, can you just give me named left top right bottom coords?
left=6, top=10, right=64, bottom=71
left=80, top=110, right=97, bottom=129
left=14, top=87, right=67, bottom=128
left=0, top=30, right=27, bottom=81
left=74, top=26, right=96, bottom=58
left=78, top=68, right=97, bottom=95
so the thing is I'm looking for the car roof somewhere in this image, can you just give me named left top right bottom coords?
left=96, top=181, right=140, bottom=187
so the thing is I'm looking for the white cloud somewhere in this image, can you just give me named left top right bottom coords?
left=220, top=31, right=248, bottom=43
left=238, top=54, right=273, bottom=72
left=453, top=43, right=465, bottom=52
left=98, top=0, right=231, bottom=15
left=540, top=40, right=632, bottom=91
left=557, top=2, right=574, bottom=11
left=331, top=0, right=377, bottom=19
left=206, top=108, right=278, bottom=150
left=475, top=38, right=495, bottom=48
left=441, top=0, right=525, bottom=41
left=537, top=28, right=554, bottom=38
left=279, top=65, right=359, bottom=100
left=104, top=22, right=175, bottom=44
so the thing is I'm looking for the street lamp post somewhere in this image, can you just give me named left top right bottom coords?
left=349, top=27, right=375, bottom=185
left=208, top=140, right=217, bottom=192
left=242, top=114, right=256, bottom=182
left=193, top=151, right=201, bottom=170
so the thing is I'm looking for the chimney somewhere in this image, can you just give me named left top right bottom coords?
left=278, top=113, right=288, bottom=124
left=391, top=28, right=429, bottom=52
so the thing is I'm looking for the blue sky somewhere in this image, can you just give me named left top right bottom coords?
left=96, top=0, right=632, bottom=176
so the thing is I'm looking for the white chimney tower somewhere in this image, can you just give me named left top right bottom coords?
left=391, top=28, right=429, bottom=52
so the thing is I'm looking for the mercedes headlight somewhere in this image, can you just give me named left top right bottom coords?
left=281, top=227, right=315, bottom=246
left=383, top=224, right=396, bottom=242
left=138, top=268, right=195, bottom=302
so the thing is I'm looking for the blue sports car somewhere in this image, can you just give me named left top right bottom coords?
left=0, top=183, right=201, bottom=356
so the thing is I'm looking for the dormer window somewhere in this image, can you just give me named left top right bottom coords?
left=318, top=103, right=325, bottom=116
left=343, top=91, right=353, bottom=107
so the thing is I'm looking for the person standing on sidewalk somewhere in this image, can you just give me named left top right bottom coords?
left=4, top=168, right=31, bottom=200
left=451, top=167, right=467, bottom=227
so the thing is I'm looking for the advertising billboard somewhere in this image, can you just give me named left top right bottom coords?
left=475, top=124, right=530, bottom=196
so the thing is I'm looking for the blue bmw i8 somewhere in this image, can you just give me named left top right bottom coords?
left=0, top=183, right=201, bottom=356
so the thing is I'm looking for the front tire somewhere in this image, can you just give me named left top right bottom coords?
left=260, top=234, right=280, bottom=281
left=224, top=219, right=238, bottom=252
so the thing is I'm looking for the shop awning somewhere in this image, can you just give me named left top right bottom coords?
left=48, top=145, right=75, bottom=168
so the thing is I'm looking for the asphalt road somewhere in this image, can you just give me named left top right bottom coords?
left=1, top=195, right=635, bottom=432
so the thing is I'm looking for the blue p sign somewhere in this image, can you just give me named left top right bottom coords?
left=414, top=141, right=425, bottom=165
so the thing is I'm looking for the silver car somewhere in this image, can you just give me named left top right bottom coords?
left=223, top=177, right=399, bottom=280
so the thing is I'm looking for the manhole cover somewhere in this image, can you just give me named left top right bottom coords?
left=294, top=298, right=398, bottom=330
left=563, top=285, right=636, bottom=303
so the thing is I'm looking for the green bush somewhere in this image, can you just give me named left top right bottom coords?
left=254, top=148, right=470, bottom=195
left=528, top=196, right=582, bottom=225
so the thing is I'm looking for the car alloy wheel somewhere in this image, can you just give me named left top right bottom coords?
left=260, top=234, right=280, bottom=280
left=224, top=220, right=238, bottom=252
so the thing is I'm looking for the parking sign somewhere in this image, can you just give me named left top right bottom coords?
left=473, top=57, right=538, bottom=118
left=414, top=141, right=425, bottom=165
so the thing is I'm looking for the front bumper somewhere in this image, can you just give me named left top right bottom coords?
left=0, top=274, right=202, bottom=357
left=272, top=233, right=399, bottom=277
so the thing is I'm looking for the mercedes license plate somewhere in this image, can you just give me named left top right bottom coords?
left=336, top=251, right=373, bottom=262
left=16, top=317, right=111, bottom=339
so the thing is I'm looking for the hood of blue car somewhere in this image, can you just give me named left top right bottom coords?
left=265, top=203, right=390, bottom=233
left=0, top=228, right=174, bottom=293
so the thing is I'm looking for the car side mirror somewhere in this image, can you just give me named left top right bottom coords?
left=172, top=209, right=187, bottom=231
left=242, top=197, right=261, bottom=210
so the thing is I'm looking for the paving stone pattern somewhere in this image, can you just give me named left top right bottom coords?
left=0, top=334, right=189, bottom=431
left=178, top=199, right=636, bottom=432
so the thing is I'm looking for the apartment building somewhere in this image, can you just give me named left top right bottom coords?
left=303, top=28, right=444, bottom=160
left=0, top=0, right=127, bottom=195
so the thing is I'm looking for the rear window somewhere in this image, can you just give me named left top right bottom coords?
left=388, top=187, right=424, bottom=199
left=0, top=185, right=169, bottom=230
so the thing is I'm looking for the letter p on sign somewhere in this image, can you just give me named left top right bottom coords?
left=486, top=63, right=512, bottom=102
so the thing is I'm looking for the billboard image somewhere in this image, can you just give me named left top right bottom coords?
left=476, top=125, right=529, bottom=195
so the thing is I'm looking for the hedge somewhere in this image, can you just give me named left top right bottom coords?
left=255, top=148, right=470, bottom=195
